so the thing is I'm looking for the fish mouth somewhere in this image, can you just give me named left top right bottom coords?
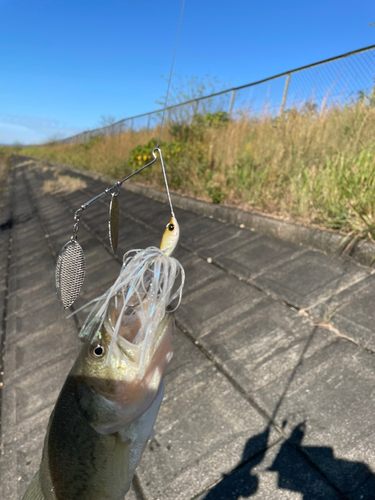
left=106, top=298, right=174, bottom=368
left=76, top=315, right=174, bottom=432
left=108, top=295, right=144, bottom=345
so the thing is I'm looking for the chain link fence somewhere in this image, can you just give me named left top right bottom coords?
left=58, top=44, right=375, bottom=144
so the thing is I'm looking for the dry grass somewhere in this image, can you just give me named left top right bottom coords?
left=17, top=128, right=171, bottom=179
left=3, top=99, right=375, bottom=238
left=43, top=171, right=87, bottom=194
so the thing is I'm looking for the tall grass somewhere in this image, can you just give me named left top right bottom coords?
left=5, top=99, right=375, bottom=238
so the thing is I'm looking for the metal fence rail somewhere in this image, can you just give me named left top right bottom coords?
left=58, top=44, right=375, bottom=144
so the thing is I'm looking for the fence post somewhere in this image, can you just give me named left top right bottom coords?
left=280, top=73, right=291, bottom=113
left=228, top=89, right=236, bottom=116
left=130, top=118, right=134, bottom=131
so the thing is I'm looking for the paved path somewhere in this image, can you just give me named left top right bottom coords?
left=1, top=157, right=375, bottom=499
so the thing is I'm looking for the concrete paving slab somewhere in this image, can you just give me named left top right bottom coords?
left=0, top=197, right=11, bottom=227
left=215, top=234, right=302, bottom=281
left=7, top=282, right=56, bottom=317
left=194, top=225, right=260, bottom=259
left=82, top=209, right=113, bottom=238
left=68, top=176, right=106, bottom=195
left=2, top=425, right=49, bottom=499
left=179, top=217, right=228, bottom=249
left=172, top=207, right=203, bottom=229
left=310, top=274, right=375, bottom=352
left=175, top=273, right=264, bottom=338
left=54, top=188, right=88, bottom=209
left=118, top=233, right=162, bottom=255
left=3, top=159, right=375, bottom=500
left=0, top=247, right=10, bottom=277
left=1, top=349, right=73, bottom=449
left=8, top=265, right=54, bottom=299
left=194, top=439, right=342, bottom=500
left=32, top=192, right=90, bottom=236
left=254, top=249, right=369, bottom=310
left=255, top=339, right=375, bottom=495
left=10, top=354, right=73, bottom=425
left=116, top=216, right=159, bottom=247
left=349, top=474, right=375, bottom=499
left=199, top=297, right=337, bottom=393
left=3, top=402, right=53, bottom=446
left=137, top=328, right=279, bottom=500
left=80, top=254, right=120, bottom=293
left=3, top=320, right=78, bottom=384
left=132, top=201, right=170, bottom=226
left=9, top=251, right=52, bottom=277
left=177, top=255, right=224, bottom=295
left=119, top=197, right=153, bottom=219
left=6, top=291, right=68, bottom=343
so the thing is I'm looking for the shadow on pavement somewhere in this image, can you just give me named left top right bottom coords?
left=202, top=259, right=375, bottom=499
left=269, top=421, right=375, bottom=499
left=203, top=422, right=375, bottom=499
left=203, top=426, right=270, bottom=500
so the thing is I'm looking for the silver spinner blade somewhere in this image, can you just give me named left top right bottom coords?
left=108, top=195, right=120, bottom=254
left=55, top=240, right=86, bottom=309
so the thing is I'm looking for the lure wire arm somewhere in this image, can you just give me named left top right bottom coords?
left=153, top=147, right=174, bottom=216
left=70, top=149, right=159, bottom=229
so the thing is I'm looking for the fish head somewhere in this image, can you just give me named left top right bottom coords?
left=160, top=214, right=179, bottom=256
left=71, top=306, right=174, bottom=434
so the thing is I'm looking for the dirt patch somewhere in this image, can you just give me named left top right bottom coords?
left=43, top=172, right=87, bottom=194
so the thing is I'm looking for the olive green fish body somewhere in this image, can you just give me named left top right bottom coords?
left=23, top=376, right=164, bottom=500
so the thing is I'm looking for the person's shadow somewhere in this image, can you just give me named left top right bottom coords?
left=203, top=422, right=375, bottom=499
left=203, top=426, right=270, bottom=499
left=269, top=422, right=375, bottom=499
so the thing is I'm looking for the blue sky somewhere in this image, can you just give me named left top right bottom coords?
left=1, top=0, right=374, bottom=144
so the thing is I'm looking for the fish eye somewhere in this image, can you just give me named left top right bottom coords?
left=90, top=344, right=105, bottom=358
left=168, top=223, right=174, bottom=231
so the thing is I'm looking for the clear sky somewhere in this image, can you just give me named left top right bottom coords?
left=1, top=0, right=374, bottom=144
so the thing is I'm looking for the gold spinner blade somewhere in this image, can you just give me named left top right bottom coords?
left=108, top=194, right=120, bottom=254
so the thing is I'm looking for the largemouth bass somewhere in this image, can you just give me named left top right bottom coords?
left=23, top=311, right=173, bottom=500
left=23, top=220, right=184, bottom=500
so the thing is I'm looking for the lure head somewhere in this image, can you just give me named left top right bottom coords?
left=160, top=214, right=179, bottom=256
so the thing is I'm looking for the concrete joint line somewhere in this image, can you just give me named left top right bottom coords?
left=175, top=319, right=285, bottom=436
left=0, top=177, right=14, bottom=446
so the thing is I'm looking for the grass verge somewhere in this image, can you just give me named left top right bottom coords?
left=2, top=100, right=375, bottom=239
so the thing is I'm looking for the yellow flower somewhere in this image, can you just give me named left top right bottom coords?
left=137, top=155, right=141, bottom=160
left=143, top=155, right=147, bottom=161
